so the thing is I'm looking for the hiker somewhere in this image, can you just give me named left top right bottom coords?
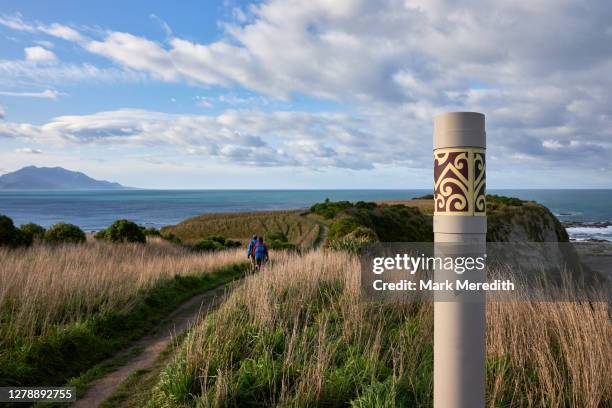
left=253, top=236, right=269, bottom=270
left=247, top=235, right=258, bottom=269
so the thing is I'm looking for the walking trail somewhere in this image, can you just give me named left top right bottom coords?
left=72, top=283, right=233, bottom=407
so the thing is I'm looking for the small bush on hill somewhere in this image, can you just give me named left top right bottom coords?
left=328, top=226, right=378, bottom=253
left=486, top=194, right=524, bottom=210
left=328, top=218, right=361, bottom=241
left=20, top=223, right=46, bottom=242
left=160, top=232, right=182, bottom=244
left=192, top=236, right=241, bottom=252
left=314, top=200, right=434, bottom=247
left=44, top=223, right=86, bottom=245
left=265, top=230, right=297, bottom=251
left=96, top=219, right=146, bottom=243
left=310, top=198, right=353, bottom=219
left=144, top=227, right=161, bottom=236
left=0, top=215, right=32, bottom=247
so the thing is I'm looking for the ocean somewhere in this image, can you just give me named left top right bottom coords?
left=0, top=189, right=610, bottom=240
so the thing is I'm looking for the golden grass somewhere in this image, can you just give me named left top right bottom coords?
left=0, top=238, right=244, bottom=340
left=157, top=249, right=611, bottom=407
left=161, top=210, right=320, bottom=248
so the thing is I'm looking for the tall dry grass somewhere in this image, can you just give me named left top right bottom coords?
left=0, top=238, right=244, bottom=340
left=153, top=249, right=611, bottom=407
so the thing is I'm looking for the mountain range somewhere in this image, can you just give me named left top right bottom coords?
left=0, top=166, right=128, bottom=190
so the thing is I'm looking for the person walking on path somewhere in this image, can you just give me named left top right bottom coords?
left=247, top=235, right=258, bottom=270
left=253, top=236, right=269, bottom=271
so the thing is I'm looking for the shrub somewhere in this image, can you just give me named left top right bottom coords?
left=20, top=223, right=46, bottom=242
left=160, top=232, right=182, bottom=244
left=0, top=215, right=32, bottom=247
left=328, top=218, right=361, bottom=241
left=193, top=239, right=225, bottom=251
left=98, top=219, right=146, bottom=244
left=266, top=230, right=297, bottom=251
left=144, top=227, right=161, bottom=236
left=310, top=199, right=353, bottom=219
left=44, top=223, right=86, bottom=245
left=328, top=226, right=378, bottom=253
left=486, top=194, right=524, bottom=210
left=191, top=236, right=241, bottom=252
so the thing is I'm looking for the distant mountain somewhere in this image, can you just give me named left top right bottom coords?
left=0, top=166, right=129, bottom=190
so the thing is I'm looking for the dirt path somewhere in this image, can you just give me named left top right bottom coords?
left=72, top=284, right=233, bottom=408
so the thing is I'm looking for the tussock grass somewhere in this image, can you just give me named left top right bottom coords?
left=151, top=250, right=611, bottom=407
left=0, top=238, right=243, bottom=340
left=0, top=239, right=246, bottom=387
left=161, top=210, right=320, bottom=248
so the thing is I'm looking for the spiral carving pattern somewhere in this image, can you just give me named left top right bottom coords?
left=434, top=148, right=486, bottom=216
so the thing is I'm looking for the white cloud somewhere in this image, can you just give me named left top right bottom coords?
left=0, top=59, right=146, bottom=88
left=15, top=147, right=43, bottom=154
left=0, top=108, right=405, bottom=169
left=0, top=103, right=4, bottom=118
left=1, top=3, right=611, bottom=180
left=150, top=14, right=172, bottom=37
left=24, top=46, right=57, bottom=63
left=0, top=106, right=609, bottom=174
left=34, top=40, right=54, bottom=48
left=0, top=89, right=64, bottom=100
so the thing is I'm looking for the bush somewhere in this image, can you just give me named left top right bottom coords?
left=144, top=227, right=161, bottom=236
left=328, top=218, right=361, bottom=241
left=0, top=215, right=32, bottom=247
left=44, top=223, right=86, bottom=245
left=310, top=199, right=353, bottom=219
left=487, top=195, right=524, bottom=210
left=97, top=220, right=146, bottom=243
left=328, top=226, right=378, bottom=253
left=20, top=223, right=46, bottom=242
left=191, top=236, right=241, bottom=252
left=265, top=230, right=297, bottom=251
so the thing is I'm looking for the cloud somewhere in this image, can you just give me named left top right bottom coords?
left=0, top=59, right=146, bottom=88
left=150, top=14, right=172, bottom=37
left=0, top=108, right=398, bottom=169
left=0, top=103, right=4, bottom=118
left=0, top=106, right=609, bottom=174
left=0, top=89, right=65, bottom=99
left=24, top=46, right=57, bottom=63
left=1, top=3, right=611, bottom=180
left=15, top=147, right=43, bottom=154
left=34, top=40, right=54, bottom=48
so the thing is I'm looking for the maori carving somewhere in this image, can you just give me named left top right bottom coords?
left=434, top=148, right=486, bottom=216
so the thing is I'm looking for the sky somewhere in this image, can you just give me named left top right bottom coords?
left=0, top=0, right=611, bottom=189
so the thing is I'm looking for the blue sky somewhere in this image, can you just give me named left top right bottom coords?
left=0, top=0, right=611, bottom=188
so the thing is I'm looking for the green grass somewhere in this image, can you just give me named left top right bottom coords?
left=147, top=254, right=434, bottom=407
left=0, top=262, right=248, bottom=389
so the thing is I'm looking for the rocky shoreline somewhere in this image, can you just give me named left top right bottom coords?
left=562, top=220, right=612, bottom=229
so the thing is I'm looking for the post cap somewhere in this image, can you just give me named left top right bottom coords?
left=434, top=112, right=486, bottom=150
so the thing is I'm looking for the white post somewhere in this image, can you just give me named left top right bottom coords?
left=433, top=112, right=486, bottom=408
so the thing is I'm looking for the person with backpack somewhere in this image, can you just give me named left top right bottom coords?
left=253, top=236, right=269, bottom=270
left=247, top=235, right=258, bottom=269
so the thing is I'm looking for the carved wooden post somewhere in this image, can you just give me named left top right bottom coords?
left=433, top=112, right=486, bottom=408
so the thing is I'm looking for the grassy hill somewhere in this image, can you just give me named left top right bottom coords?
left=161, top=210, right=322, bottom=249
left=149, top=250, right=610, bottom=407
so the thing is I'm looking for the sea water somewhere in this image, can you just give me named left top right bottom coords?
left=0, top=189, right=610, bottom=240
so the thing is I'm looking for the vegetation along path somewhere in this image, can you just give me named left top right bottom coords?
left=72, top=282, right=236, bottom=407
